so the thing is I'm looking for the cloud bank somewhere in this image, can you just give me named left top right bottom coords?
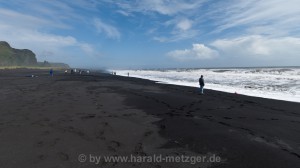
left=168, top=36, right=300, bottom=65
left=167, top=44, right=218, bottom=60
left=212, top=35, right=300, bottom=60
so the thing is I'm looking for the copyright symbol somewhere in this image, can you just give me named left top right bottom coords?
left=78, top=154, right=87, bottom=162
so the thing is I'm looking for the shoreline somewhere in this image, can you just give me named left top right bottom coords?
left=0, top=69, right=299, bottom=168
left=114, top=72, right=300, bottom=103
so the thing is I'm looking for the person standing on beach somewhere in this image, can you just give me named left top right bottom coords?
left=49, top=69, right=53, bottom=77
left=199, top=75, right=205, bottom=94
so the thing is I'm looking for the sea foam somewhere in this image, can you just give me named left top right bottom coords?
left=111, top=67, right=300, bottom=103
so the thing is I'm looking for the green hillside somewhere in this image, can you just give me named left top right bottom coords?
left=0, top=41, right=37, bottom=66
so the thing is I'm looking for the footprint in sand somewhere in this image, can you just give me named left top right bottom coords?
left=102, top=122, right=109, bottom=126
left=185, top=114, right=194, bottom=117
left=81, top=114, right=96, bottom=119
left=244, top=100, right=256, bottom=104
left=122, top=113, right=137, bottom=117
left=41, top=130, right=50, bottom=136
left=110, top=140, right=121, bottom=147
left=57, top=152, right=69, bottom=161
left=38, top=154, right=46, bottom=160
left=95, top=130, right=105, bottom=139
left=134, top=143, right=146, bottom=155
left=36, top=141, right=44, bottom=147
left=160, top=124, right=166, bottom=129
left=218, top=121, right=231, bottom=126
left=96, top=105, right=102, bottom=110
left=50, top=138, right=60, bottom=147
left=238, top=116, right=246, bottom=119
left=189, top=103, right=195, bottom=107
left=107, top=115, right=119, bottom=118
left=144, top=130, right=154, bottom=137
left=66, top=126, right=86, bottom=138
left=107, top=140, right=121, bottom=152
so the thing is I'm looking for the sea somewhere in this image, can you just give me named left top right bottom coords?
left=111, top=67, right=300, bottom=103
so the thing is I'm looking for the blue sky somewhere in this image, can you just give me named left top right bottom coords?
left=0, top=0, right=300, bottom=68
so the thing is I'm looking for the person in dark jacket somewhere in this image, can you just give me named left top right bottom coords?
left=199, top=75, right=205, bottom=94
left=49, top=69, right=53, bottom=77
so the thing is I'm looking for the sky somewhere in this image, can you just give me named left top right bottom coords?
left=0, top=0, right=300, bottom=69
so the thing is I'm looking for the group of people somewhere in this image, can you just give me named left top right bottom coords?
left=67, top=69, right=90, bottom=75
left=49, top=68, right=91, bottom=76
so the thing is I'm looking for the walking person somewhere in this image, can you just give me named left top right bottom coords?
left=49, top=69, right=53, bottom=77
left=199, top=75, right=205, bottom=94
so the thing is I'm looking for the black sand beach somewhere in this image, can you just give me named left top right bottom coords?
left=0, top=69, right=299, bottom=168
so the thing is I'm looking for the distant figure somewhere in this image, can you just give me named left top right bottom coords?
left=49, top=69, right=53, bottom=77
left=70, top=69, right=74, bottom=74
left=199, top=75, right=205, bottom=94
left=64, top=70, right=68, bottom=74
left=127, top=72, right=129, bottom=77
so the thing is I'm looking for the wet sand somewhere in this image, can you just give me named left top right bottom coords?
left=0, top=69, right=299, bottom=168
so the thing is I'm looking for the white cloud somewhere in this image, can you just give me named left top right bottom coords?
left=176, top=18, right=193, bottom=31
left=116, top=10, right=131, bottom=17
left=111, top=0, right=205, bottom=16
left=165, top=17, right=193, bottom=31
left=168, top=35, right=300, bottom=64
left=154, top=17, right=196, bottom=42
left=0, top=0, right=87, bottom=29
left=211, top=35, right=300, bottom=60
left=93, top=18, right=121, bottom=40
left=139, top=0, right=203, bottom=15
left=208, top=0, right=300, bottom=35
left=167, top=43, right=218, bottom=60
left=153, top=29, right=199, bottom=42
left=0, top=8, right=55, bottom=29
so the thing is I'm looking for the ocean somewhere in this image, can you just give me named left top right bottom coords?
left=111, top=67, right=300, bottom=103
